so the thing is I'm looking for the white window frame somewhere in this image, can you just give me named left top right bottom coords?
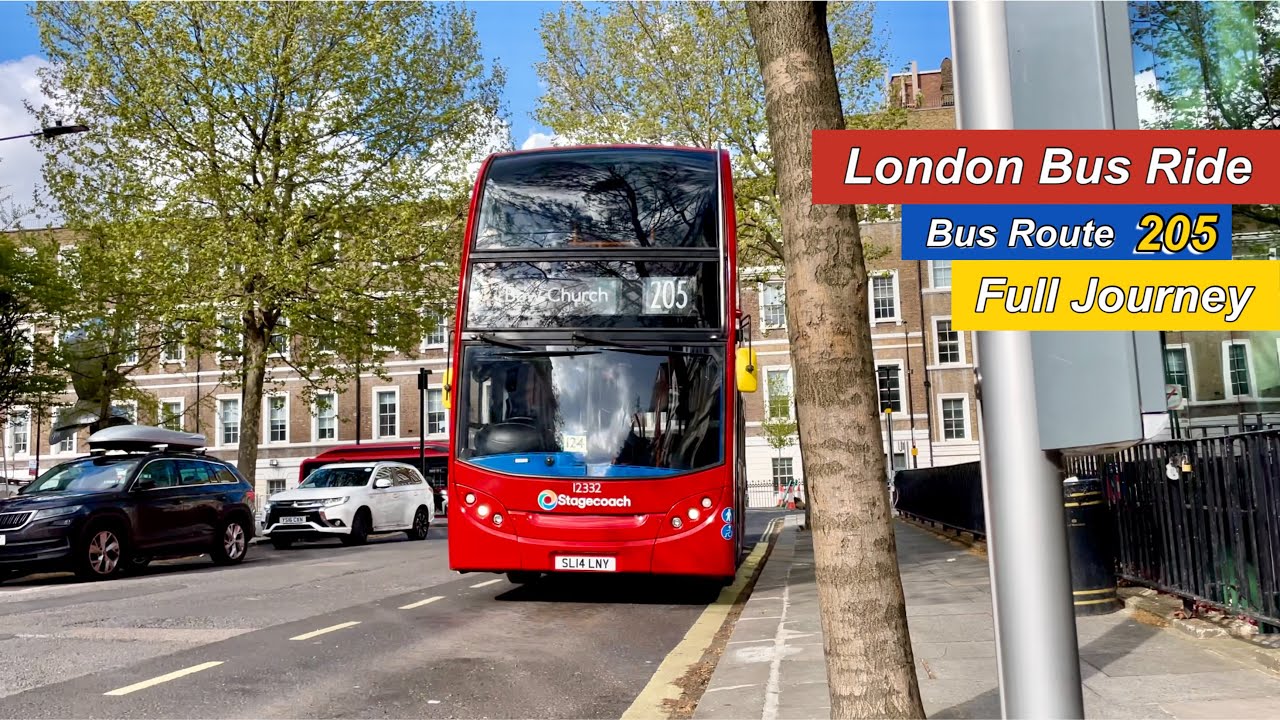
left=371, top=319, right=396, bottom=353
left=868, top=270, right=901, bottom=325
left=1164, top=343, right=1195, bottom=403
left=118, top=321, right=141, bottom=367
left=938, top=393, right=971, bottom=441
left=265, top=393, right=289, bottom=444
left=426, top=387, right=447, bottom=437
left=374, top=386, right=400, bottom=439
left=158, top=397, right=186, bottom=432
left=421, top=312, right=450, bottom=350
left=6, top=406, right=31, bottom=457
left=758, top=280, right=788, bottom=331
left=1220, top=339, right=1256, bottom=400
left=53, top=406, right=77, bottom=454
left=112, top=400, right=138, bottom=424
left=932, top=316, right=965, bottom=366
left=762, top=365, right=795, bottom=420
left=15, top=322, right=35, bottom=372
left=160, top=334, right=185, bottom=365
left=217, top=395, right=242, bottom=448
left=874, top=359, right=905, bottom=414
left=928, top=259, right=952, bottom=290
left=312, top=392, right=339, bottom=443
left=268, top=318, right=290, bottom=359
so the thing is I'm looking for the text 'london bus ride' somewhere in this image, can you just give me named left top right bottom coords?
left=442, top=144, right=761, bottom=585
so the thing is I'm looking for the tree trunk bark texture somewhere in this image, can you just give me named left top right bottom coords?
left=746, top=3, right=925, bottom=717
left=236, top=320, right=268, bottom=490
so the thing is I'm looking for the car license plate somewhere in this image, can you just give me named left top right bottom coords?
left=280, top=516, right=307, bottom=525
left=555, top=555, right=616, bottom=572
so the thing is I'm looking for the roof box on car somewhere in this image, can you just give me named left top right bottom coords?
left=87, top=425, right=207, bottom=453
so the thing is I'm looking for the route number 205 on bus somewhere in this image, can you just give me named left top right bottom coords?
left=441, top=144, right=761, bottom=586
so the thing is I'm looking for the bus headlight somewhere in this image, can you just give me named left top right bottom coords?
left=465, top=493, right=476, bottom=505
left=687, top=508, right=701, bottom=521
left=701, top=497, right=712, bottom=508
left=671, top=517, right=683, bottom=529
left=477, top=504, right=491, bottom=519
left=492, top=513, right=503, bottom=527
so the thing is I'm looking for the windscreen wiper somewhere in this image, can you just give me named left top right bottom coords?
left=572, top=332, right=646, bottom=348
left=471, top=332, right=531, bottom=351
left=569, top=333, right=703, bottom=357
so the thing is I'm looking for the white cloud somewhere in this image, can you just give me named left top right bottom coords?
left=521, top=131, right=561, bottom=150
left=0, top=55, right=53, bottom=226
left=1134, top=69, right=1160, bottom=128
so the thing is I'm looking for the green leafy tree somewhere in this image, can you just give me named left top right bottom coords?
left=32, top=1, right=504, bottom=485
left=1130, top=0, right=1279, bottom=231
left=761, top=411, right=798, bottom=506
left=0, top=233, right=72, bottom=421
left=536, top=1, right=901, bottom=267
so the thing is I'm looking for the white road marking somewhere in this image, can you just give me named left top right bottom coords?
left=470, top=578, right=502, bottom=588
left=289, top=621, right=361, bottom=641
left=399, top=595, right=444, bottom=610
left=103, top=661, right=224, bottom=696
left=761, top=584, right=792, bottom=720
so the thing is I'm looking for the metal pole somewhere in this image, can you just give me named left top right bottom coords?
left=949, top=2, right=1084, bottom=718
left=354, top=355, right=362, bottom=445
left=418, top=368, right=430, bottom=475
left=903, top=325, right=917, bottom=468
left=917, top=261, right=936, bottom=465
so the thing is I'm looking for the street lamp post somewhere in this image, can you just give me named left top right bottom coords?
left=0, top=121, right=91, bottom=144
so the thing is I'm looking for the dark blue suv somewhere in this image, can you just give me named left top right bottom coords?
left=0, top=426, right=256, bottom=583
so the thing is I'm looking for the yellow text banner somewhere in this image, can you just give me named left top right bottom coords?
left=952, top=260, right=1280, bottom=331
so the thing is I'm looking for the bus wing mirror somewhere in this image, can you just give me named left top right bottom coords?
left=442, top=368, right=453, bottom=409
left=735, top=348, right=759, bottom=393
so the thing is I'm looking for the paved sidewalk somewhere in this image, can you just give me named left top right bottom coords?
left=696, top=518, right=1280, bottom=720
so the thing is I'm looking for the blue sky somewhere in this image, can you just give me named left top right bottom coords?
left=1, top=1, right=950, bottom=143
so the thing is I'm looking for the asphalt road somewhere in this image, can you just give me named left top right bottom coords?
left=0, top=509, right=788, bottom=719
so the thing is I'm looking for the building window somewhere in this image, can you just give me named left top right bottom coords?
left=1225, top=342, right=1252, bottom=397
left=941, top=396, right=969, bottom=440
left=870, top=272, right=899, bottom=322
left=268, top=396, right=288, bottom=443
left=119, top=322, right=140, bottom=366
left=765, top=368, right=793, bottom=419
left=161, top=329, right=185, bottom=364
left=7, top=409, right=30, bottom=455
left=931, top=260, right=952, bottom=289
left=218, top=313, right=241, bottom=360
left=112, top=402, right=136, bottom=423
left=269, top=320, right=290, bottom=357
left=424, top=314, right=449, bottom=347
left=55, top=409, right=76, bottom=454
left=771, top=457, right=794, bottom=489
left=219, top=398, right=240, bottom=446
left=876, top=364, right=902, bottom=413
left=315, top=393, right=337, bottom=441
left=160, top=400, right=184, bottom=432
left=761, top=281, right=787, bottom=330
left=934, top=319, right=962, bottom=364
left=1164, top=347, right=1191, bottom=402
left=376, top=389, right=399, bottom=438
left=427, top=388, right=446, bottom=434
left=267, top=479, right=286, bottom=496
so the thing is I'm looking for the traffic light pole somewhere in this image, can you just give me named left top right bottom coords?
left=949, top=2, right=1084, bottom=718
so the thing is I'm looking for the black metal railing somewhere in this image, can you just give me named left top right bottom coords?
left=893, top=461, right=985, bottom=537
left=1067, top=431, right=1280, bottom=628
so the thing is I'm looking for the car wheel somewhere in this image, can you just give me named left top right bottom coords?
left=406, top=506, right=430, bottom=541
left=75, top=523, right=125, bottom=581
left=341, top=509, right=371, bottom=546
left=506, top=571, right=540, bottom=585
left=270, top=537, right=294, bottom=550
left=212, top=517, right=249, bottom=565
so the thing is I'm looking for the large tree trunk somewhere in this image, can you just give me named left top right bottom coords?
left=745, top=3, right=924, bottom=718
left=236, top=321, right=268, bottom=490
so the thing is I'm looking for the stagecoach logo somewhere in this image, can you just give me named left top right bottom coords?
left=537, top=490, right=559, bottom=510
left=536, top=489, right=634, bottom=511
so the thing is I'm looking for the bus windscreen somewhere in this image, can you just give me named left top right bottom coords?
left=473, top=149, right=719, bottom=251
left=456, top=345, right=725, bottom=479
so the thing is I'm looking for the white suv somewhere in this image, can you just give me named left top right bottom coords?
left=261, top=462, right=434, bottom=549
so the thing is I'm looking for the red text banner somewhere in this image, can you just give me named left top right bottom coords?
left=812, top=130, right=1279, bottom=205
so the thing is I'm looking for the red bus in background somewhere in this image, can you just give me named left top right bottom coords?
left=298, top=441, right=449, bottom=513
left=444, top=145, right=760, bottom=585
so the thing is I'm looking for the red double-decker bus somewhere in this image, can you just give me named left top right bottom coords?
left=444, top=145, right=760, bottom=585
